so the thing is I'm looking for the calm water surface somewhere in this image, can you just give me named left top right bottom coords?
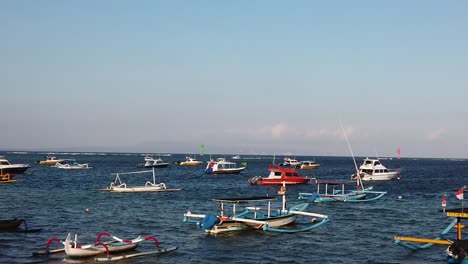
left=1, top=152, right=467, bottom=264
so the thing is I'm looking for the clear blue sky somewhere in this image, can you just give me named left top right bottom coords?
left=2, top=1, right=467, bottom=158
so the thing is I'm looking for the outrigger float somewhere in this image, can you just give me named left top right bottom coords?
left=183, top=182, right=329, bottom=234
left=34, top=232, right=177, bottom=262
left=394, top=194, right=468, bottom=263
left=298, top=178, right=386, bottom=203
left=98, top=168, right=181, bottom=193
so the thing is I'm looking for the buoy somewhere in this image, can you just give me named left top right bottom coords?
left=85, top=208, right=91, bottom=213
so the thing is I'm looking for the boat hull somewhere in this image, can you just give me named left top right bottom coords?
left=37, top=160, right=64, bottom=165
left=0, top=165, right=30, bottom=174
left=65, top=234, right=140, bottom=258
left=208, top=168, right=246, bottom=174
left=0, top=218, right=24, bottom=229
left=179, top=162, right=202, bottom=166
left=358, top=172, right=399, bottom=181
left=256, top=178, right=310, bottom=185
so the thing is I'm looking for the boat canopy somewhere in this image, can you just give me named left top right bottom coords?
left=212, top=196, right=277, bottom=203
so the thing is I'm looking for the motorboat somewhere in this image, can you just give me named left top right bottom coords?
left=137, top=155, right=169, bottom=168
left=279, top=157, right=300, bottom=167
left=36, top=154, right=65, bottom=165
left=231, top=155, right=241, bottom=160
left=0, top=157, right=30, bottom=174
left=351, top=158, right=400, bottom=181
left=176, top=156, right=203, bottom=166
left=297, top=160, right=320, bottom=170
left=205, top=158, right=246, bottom=174
left=248, top=164, right=311, bottom=185
left=183, top=183, right=329, bottom=234
left=55, top=160, right=92, bottom=170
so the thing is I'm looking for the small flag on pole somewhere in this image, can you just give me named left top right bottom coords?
left=456, top=188, right=464, bottom=200
left=442, top=194, right=447, bottom=208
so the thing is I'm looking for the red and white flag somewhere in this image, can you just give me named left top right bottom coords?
left=442, top=194, right=447, bottom=207
left=456, top=188, right=464, bottom=200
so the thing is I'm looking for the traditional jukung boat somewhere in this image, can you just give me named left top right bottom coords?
left=394, top=188, right=468, bottom=263
left=36, top=154, right=65, bottom=165
left=297, top=179, right=386, bottom=203
left=183, top=183, right=329, bottom=234
left=99, top=168, right=181, bottom=193
left=55, top=159, right=92, bottom=170
left=205, top=158, right=246, bottom=174
left=37, top=232, right=176, bottom=261
left=248, top=165, right=311, bottom=185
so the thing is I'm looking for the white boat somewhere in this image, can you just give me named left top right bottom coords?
left=351, top=158, right=400, bottom=181
left=205, top=158, right=246, bottom=174
left=55, top=160, right=92, bottom=170
left=64, top=233, right=141, bottom=258
left=100, top=168, right=181, bottom=193
left=137, top=155, right=169, bottom=168
left=279, top=157, right=300, bottom=167
left=231, top=155, right=241, bottom=160
left=176, top=156, right=203, bottom=166
left=0, top=156, right=30, bottom=174
left=297, top=160, right=320, bottom=170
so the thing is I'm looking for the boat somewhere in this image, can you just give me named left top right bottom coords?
left=183, top=183, right=329, bottom=234
left=137, top=155, right=169, bottom=168
left=232, top=155, right=241, bottom=160
left=297, top=160, right=320, bottom=170
left=205, top=158, right=246, bottom=174
left=0, top=173, right=16, bottom=184
left=298, top=180, right=386, bottom=202
left=351, top=157, right=400, bottom=181
left=0, top=156, right=30, bottom=174
left=36, top=154, right=65, bottom=165
left=279, top=157, right=300, bottom=167
left=248, top=164, right=311, bottom=185
left=175, top=156, right=203, bottom=166
left=99, top=168, right=181, bottom=193
left=0, top=218, right=24, bottom=229
left=55, top=159, right=92, bottom=170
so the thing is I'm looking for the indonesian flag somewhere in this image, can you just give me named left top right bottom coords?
left=456, top=188, right=464, bottom=200
left=442, top=194, right=447, bottom=207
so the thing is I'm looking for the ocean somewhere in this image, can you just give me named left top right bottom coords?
left=1, top=152, right=467, bottom=264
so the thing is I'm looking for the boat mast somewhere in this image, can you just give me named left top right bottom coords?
left=340, top=120, right=364, bottom=189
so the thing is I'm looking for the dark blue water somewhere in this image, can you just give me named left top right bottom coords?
left=1, top=152, right=467, bottom=263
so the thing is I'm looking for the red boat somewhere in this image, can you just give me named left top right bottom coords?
left=248, top=165, right=310, bottom=185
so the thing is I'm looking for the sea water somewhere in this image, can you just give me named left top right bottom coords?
left=0, top=152, right=467, bottom=263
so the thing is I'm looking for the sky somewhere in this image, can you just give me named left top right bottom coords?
left=2, top=1, right=467, bottom=158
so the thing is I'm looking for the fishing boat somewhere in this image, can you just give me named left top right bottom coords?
left=205, top=158, right=246, bottom=174
left=36, top=154, right=65, bottom=165
left=99, top=168, right=181, bottom=193
left=183, top=183, right=329, bottom=234
left=55, top=159, right=92, bottom=170
left=279, top=157, right=301, bottom=167
left=351, top=157, right=400, bottom=181
left=137, top=155, right=169, bottom=168
left=0, top=156, right=30, bottom=174
left=176, top=156, right=203, bottom=166
left=298, top=180, right=386, bottom=202
left=248, top=164, right=311, bottom=185
left=297, top=160, right=320, bottom=170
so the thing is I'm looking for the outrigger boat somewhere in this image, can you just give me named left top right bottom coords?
left=99, top=168, right=181, bottom=192
left=0, top=218, right=41, bottom=232
left=394, top=188, right=468, bottom=263
left=183, top=182, right=329, bottom=234
left=55, top=159, right=92, bottom=170
left=298, top=179, right=386, bottom=203
left=36, top=232, right=177, bottom=262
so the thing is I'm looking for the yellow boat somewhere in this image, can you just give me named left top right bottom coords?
left=36, top=155, right=65, bottom=165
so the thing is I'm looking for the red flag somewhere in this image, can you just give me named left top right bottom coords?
left=456, top=188, right=464, bottom=200
left=442, top=194, right=447, bottom=207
